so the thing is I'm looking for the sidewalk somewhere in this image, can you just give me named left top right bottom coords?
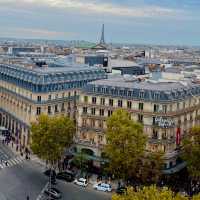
left=6, top=141, right=118, bottom=189
left=7, top=141, right=46, bottom=167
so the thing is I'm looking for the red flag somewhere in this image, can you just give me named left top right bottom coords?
left=176, top=127, right=181, bottom=145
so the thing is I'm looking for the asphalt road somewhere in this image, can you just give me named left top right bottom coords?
left=0, top=159, right=47, bottom=199
left=0, top=144, right=111, bottom=200
left=56, top=180, right=111, bottom=200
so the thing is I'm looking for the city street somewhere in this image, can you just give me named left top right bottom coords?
left=0, top=144, right=111, bottom=200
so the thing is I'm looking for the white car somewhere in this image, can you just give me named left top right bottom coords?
left=93, top=183, right=112, bottom=192
left=74, top=178, right=88, bottom=187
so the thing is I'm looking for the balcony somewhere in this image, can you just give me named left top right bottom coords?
left=148, top=137, right=175, bottom=145
left=75, top=139, right=104, bottom=149
left=78, top=126, right=104, bottom=133
left=78, top=102, right=200, bottom=118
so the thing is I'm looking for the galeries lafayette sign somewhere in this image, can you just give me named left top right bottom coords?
left=155, top=117, right=175, bottom=128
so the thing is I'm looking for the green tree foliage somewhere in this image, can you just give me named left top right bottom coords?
left=181, top=126, right=200, bottom=179
left=72, top=152, right=89, bottom=173
left=136, top=152, right=163, bottom=185
left=31, top=114, right=75, bottom=166
left=112, top=185, right=199, bottom=200
left=104, top=109, right=147, bottom=180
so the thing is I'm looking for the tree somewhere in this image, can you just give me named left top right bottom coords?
left=30, top=114, right=75, bottom=168
left=112, top=185, right=199, bottom=200
left=136, top=152, right=163, bottom=185
left=181, top=126, right=200, bottom=180
left=104, top=109, right=147, bottom=181
left=72, top=152, right=89, bottom=174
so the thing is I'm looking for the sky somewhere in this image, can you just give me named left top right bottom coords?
left=0, top=0, right=200, bottom=45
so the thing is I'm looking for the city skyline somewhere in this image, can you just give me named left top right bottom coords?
left=0, top=0, right=200, bottom=46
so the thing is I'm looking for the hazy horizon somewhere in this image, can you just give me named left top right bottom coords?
left=0, top=0, right=200, bottom=46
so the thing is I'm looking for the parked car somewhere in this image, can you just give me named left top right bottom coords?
left=44, top=169, right=56, bottom=178
left=93, top=183, right=112, bottom=192
left=74, top=178, right=88, bottom=187
left=44, top=187, right=62, bottom=199
left=116, top=186, right=127, bottom=195
left=65, top=169, right=76, bottom=177
left=56, top=172, right=74, bottom=182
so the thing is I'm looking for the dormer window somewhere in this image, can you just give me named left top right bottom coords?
left=128, top=91, right=132, bottom=97
left=154, top=92, right=160, bottom=100
left=139, top=91, right=144, bottom=99
left=119, top=90, right=123, bottom=96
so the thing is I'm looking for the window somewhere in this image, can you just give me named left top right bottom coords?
left=139, top=92, right=144, bottom=99
left=62, top=93, right=65, bottom=98
left=118, top=100, right=123, bottom=107
left=170, top=104, right=173, bottom=112
left=98, top=120, right=103, bottom=128
left=68, top=92, right=71, bottom=97
left=55, top=105, right=58, bottom=112
left=127, top=101, right=132, bottom=109
left=61, top=103, right=65, bottom=111
left=36, top=107, right=41, bottom=115
left=139, top=102, right=143, bottom=110
left=138, top=114, right=143, bottom=123
left=108, top=110, right=113, bottom=117
left=37, top=96, right=41, bottom=102
left=184, top=115, right=187, bottom=122
left=48, top=106, right=51, bottom=114
left=98, top=135, right=103, bottom=142
left=84, top=96, right=88, bottom=103
left=48, top=95, right=51, bottom=100
left=91, top=108, right=96, bottom=115
left=183, top=102, right=185, bottom=109
left=55, top=94, right=58, bottom=99
left=83, top=107, right=87, bottom=114
left=82, top=119, right=87, bottom=127
left=100, top=98, right=105, bottom=105
left=128, top=91, right=132, bottom=97
left=152, top=129, right=158, bottom=139
left=100, top=109, right=104, bottom=116
left=177, top=102, right=180, bottom=110
left=162, top=105, right=167, bottom=113
left=109, top=99, right=113, bottom=106
left=92, top=97, right=97, bottom=104
left=29, top=106, right=32, bottom=113
left=91, top=119, right=95, bottom=127
left=152, top=117, right=156, bottom=125
left=154, top=93, right=160, bottom=100
left=162, top=130, right=167, bottom=140
left=154, top=104, right=159, bottom=112
left=189, top=99, right=191, bottom=107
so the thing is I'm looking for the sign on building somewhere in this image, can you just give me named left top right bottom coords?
left=155, top=117, right=175, bottom=128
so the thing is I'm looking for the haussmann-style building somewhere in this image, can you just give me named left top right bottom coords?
left=0, top=60, right=107, bottom=148
left=76, top=72, right=200, bottom=174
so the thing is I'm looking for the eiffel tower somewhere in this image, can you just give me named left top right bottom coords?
left=99, top=24, right=105, bottom=45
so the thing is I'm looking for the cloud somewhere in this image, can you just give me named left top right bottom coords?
left=0, top=27, right=77, bottom=39
left=0, top=0, right=183, bottom=18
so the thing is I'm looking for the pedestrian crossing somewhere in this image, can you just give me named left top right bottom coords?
left=0, top=156, right=25, bottom=169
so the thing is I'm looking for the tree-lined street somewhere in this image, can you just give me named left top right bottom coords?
left=0, top=143, right=111, bottom=200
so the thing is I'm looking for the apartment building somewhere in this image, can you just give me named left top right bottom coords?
left=76, top=73, right=200, bottom=173
left=0, top=61, right=106, bottom=148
